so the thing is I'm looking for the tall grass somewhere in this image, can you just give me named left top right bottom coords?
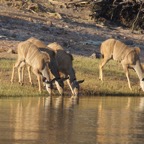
left=0, top=56, right=143, bottom=97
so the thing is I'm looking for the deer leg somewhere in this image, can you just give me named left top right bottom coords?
left=99, top=58, right=110, bottom=81
left=18, top=66, right=23, bottom=85
left=32, top=69, right=42, bottom=93
left=122, top=64, right=132, bottom=90
left=11, top=65, right=16, bottom=83
left=21, top=65, right=25, bottom=84
left=11, top=60, right=23, bottom=83
left=66, top=79, right=74, bottom=96
left=18, top=61, right=26, bottom=85
left=27, top=65, right=33, bottom=85
left=55, top=81, right=64, bottom=96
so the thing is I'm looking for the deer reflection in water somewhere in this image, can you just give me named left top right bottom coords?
left=96, top=96, right=144, bottom=144
left=1, top=97, right=144, bottom=144
left=43, top=96, right=79, bottom=110
left=9, top=96, right=79, bottom=143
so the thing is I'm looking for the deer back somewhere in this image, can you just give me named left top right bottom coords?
left=17, top=41, right=38, bottom=62
left=18, top=41, right=49, bottom=70
left=101, top=39, right=137, bottom=62
left=100, top=39, right=115, bottom=58
left=113, top=40, right=134, bottom=62
left=27, top=37, right=47, bottom=48
left=47, top=42, right=73, bottom=74
left=48, top=42, right=63, bottom=53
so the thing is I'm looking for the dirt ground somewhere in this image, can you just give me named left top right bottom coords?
left=0, top=0, right=144, bottom=61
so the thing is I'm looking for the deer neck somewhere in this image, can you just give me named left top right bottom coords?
left=49, top=60, right=61, bottom=79
left=133, top=60, right=144, bottom=80
left=69, top=68, right=77, bottom=83
left=41, top=66, right=51, bottom=81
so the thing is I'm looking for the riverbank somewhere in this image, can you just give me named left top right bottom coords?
left=0, top=54, right=143, bottom=97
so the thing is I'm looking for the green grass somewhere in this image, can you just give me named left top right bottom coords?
left=0, top=56, right=143, bottom=97
left=0, top=59, right=48, bottom=97
left=73, top=56, right=144, bottom=96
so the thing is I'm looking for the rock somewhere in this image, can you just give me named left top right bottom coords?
left=90, top=53, right=96, bottom=59
left=46, top=21, right=53, bottom=27
left=124, top=40, right=134, bottom=45
left=81, top=40, right=102, bottom=46
left=96, top=52, right=102, bottom=59
left=90, top=52, right=102, bottom=59
left=0, top=35, right=7, bottom=39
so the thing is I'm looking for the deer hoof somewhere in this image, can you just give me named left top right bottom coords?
left=99, top=77, right=102, bottom=81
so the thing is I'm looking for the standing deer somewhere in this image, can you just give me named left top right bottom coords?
left=99, top=38, right=144, bottom=91
left=11, top=41, right=62, bottom=95
left=47, top=42, right=84, bottom=96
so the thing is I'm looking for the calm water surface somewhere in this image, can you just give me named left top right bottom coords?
left=0, top=96, right=144, bottom=144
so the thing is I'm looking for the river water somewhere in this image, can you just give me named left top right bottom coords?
left=0, top=96, right=144, bottom=144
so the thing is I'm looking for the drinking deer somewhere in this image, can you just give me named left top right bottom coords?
left=26, top=37, right=69, bottom=95
left=99, top=38, right=144, bottom=91
left=47, top=42, right=84, bottom=96
left=11, top=41, right=62, bottom=95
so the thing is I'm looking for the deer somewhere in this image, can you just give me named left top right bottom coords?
left=26, top=37, right=69, bottom=95
left=15, top=37, right=48, bottom=86
left=47, top=42, right=84, bottom=97
left=11, top=40, right=66, bottom=95
left=99, top=38, right=144, bottom=91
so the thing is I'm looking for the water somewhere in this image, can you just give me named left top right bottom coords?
left=0, top=96, right=144, bottom=144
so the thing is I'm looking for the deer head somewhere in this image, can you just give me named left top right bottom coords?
left=42, top=77, right=55, bottom=95
left=43, top=77, right=69, bottom=96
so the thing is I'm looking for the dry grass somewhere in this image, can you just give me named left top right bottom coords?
left=0, top=55, right=143, bottom=97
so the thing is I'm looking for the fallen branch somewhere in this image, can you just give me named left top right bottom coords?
left=66, top=0, right=93, bottom=8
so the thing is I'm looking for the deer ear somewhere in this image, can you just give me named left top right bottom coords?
left=135, top=47, right=140, bottom=55
left=78, top=80, right=84, bottom=83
